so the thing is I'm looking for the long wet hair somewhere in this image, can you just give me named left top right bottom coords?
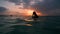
left=32, top=11, right=39, bottom=18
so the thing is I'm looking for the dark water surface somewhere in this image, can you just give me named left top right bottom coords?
left=0, top=16, right=60, bottom=34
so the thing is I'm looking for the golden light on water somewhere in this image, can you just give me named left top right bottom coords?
left=25, top=24, right=32, bottom=26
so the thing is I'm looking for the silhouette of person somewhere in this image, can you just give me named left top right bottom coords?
left=32, top=11, right=39, bottom=20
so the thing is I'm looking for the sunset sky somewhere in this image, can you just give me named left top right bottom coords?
left=0, top=0, right=60, bottom=16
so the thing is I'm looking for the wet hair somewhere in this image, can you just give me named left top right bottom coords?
left=32, top=11, right=39, bottom=18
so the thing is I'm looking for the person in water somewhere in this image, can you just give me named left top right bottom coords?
left=32, top=11, right=39, bottom=20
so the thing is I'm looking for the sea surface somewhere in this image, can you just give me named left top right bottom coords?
left=0, top=16, right=60, bottom=34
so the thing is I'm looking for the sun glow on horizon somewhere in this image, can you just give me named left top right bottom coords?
left=4, top=8, right=42, bottom=16
left=26, top=10, right=34, bottom=16
left=22, top=9, right=42, bottom=16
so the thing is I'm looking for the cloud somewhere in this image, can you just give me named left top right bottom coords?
left=0, top=7, right=7, bottom=12
left=43, top=9, right=60, bottom=16
left=0, top=0, right=60, bottom=16
left=44, top=0, right=60, bottom=11
left=2, top=0, right=60, bottom=10
left=7, top=0, right=44, bottom=8
left=7, top=0, right=21, bottom=5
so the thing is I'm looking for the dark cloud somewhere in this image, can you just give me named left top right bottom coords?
left=7, top=0, right=21, bottom=5
left=7, top=0, right=30, bottom=5
left=4, top=0, right=60, bottom=9
left=44, top=0, right=60, bottom=11
left=0, top=7, right=7, bottom=12
left=42, top=0, right=60, bottom=16
left=31, top=0, right=60, bottom=15
left=5, top=0, right=60, bottom=16
left=46, top=9, right=60, bottom=16
left=7, top=0, right=31, bottom=8
left=23, top=0, right=30, bottom=3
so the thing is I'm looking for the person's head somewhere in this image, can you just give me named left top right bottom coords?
left=33, top=11, right=36, bottom=14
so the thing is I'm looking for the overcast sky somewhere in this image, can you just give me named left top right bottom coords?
left=0, top=0, right=60, bottom=16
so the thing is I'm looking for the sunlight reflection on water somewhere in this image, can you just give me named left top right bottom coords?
left=0, top=16, right=60, bottom=34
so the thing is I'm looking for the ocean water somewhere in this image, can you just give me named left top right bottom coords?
left=0, top=16, right=60, bottom=34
